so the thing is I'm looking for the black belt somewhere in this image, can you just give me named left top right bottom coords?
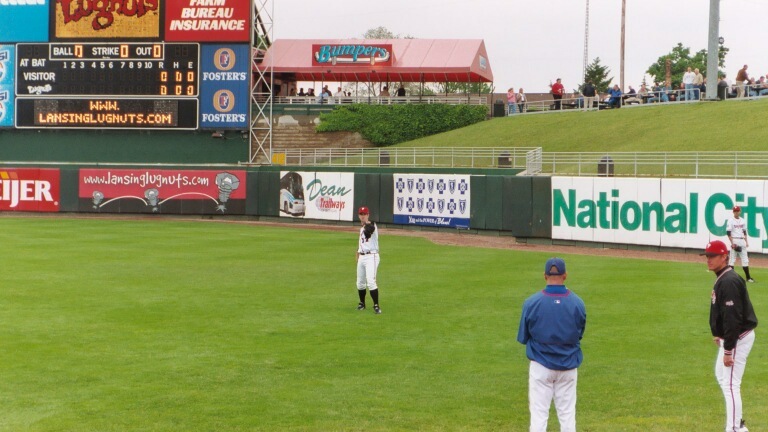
left=359, top=251, right=378, bottom=255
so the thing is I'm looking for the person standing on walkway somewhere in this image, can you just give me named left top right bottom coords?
left=550, top=78, right=565, bottom=110
left=507, top=88, right=518, bottom=115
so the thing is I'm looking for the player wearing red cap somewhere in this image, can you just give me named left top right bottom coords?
left=727, top=206, right=754, bottom=282
left=356, top=206, right=381, bottom=314
left=703, top=240, right=757, bottom=432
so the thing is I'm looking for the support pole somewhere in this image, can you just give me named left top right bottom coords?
left=706, top=0, right=721, bottom=100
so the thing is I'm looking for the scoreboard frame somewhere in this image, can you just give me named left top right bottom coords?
left=0, top=0, right=252, bottom=131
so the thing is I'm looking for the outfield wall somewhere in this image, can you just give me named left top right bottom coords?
left=0, top=165, right=551, bottom=238
left=8, top=167, right=765, bottom=254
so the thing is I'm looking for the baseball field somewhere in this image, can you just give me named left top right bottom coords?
left=1, top=216, right=766, bottom=431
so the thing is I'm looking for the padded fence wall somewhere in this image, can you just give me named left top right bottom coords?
left=3, top=165, right=551, bottom=239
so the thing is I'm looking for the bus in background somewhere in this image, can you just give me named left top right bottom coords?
left=279, top=171, right=305, bottom=217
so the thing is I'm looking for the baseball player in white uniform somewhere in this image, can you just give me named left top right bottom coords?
left=727, top=206, right=754, bottom=282
left=356, top=206, right=381, bottom=314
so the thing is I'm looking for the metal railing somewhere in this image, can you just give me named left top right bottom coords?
left=279, top=147, right=536, bottom=169
left=540, top=151, right=768, bottom=178
left=272, top=95, right=489, bottom=106
left=276, top=148, right=768, bottom=179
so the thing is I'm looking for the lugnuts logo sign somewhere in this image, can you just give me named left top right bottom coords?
left=54, top=0, right=161, bottom=39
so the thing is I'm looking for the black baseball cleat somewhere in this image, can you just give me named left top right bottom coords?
left=374, top=305, right=381, bottom=314
left=357, top=302, right=366, bottom=311
left=739, top=419, right=748, bottom=432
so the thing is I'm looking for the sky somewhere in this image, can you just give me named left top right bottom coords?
left=270, top=0, right=767, bottom=93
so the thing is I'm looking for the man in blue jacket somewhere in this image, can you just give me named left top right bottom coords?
left=517, top=257, right=587, bottom=432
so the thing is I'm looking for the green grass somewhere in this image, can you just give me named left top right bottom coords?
left=1, top=217, right=767, bottom=431
left=397, top=98, right=768, bottom=152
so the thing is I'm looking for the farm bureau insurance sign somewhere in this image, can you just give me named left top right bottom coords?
left=393, top=174, right=470, bottom=228
left=552, top=177, right=768, bottom=251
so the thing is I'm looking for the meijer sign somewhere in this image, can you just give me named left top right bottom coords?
left=551, top=177, right=768, bottom=251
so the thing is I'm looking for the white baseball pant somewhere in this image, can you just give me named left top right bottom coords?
left=729, top=238, right=749, bottom=267
left=528, top=360, right=577, bottom=432
left=357, top=253, right=379, bottom=291
left=715, top=331, right=755, bottom=432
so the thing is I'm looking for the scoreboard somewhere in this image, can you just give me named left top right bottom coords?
left=0, top=0, right=251, bottom=131
left=16, top=43, right=199, bottom=97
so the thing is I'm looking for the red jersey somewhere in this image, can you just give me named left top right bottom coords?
left=551, top=82, right=564, bottom=95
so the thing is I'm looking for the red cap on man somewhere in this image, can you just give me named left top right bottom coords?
left=733, top=205, right=742, bottom=212
left=702, top=240, right=729, bottom=256
left=358, top=206, right=369, bottom=215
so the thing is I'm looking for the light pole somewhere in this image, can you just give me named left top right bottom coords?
left=706, top=0, right=721, bottom=100
left=620, top=0, right=626, bottom=91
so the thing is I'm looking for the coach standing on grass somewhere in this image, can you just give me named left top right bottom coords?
left=517, top=257, right=586, bottom=432
left=703, top=240, right=757, bottom=432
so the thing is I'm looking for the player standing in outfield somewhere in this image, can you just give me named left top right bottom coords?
left=703, top=240, right=757, bottom=432
left=727, top=205, right=755, bottom=282
left=356, top=206, right=381, bottom=314
left=517, top=258, right=586, bottom=432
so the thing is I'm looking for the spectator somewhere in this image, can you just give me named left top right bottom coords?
left=550, top=78, right=565, bottom=110
left=507, top=87, right=518, bottom=115
left=582, top=80, right=597, bottom=111
left=396, top=84, right=406, bottom=97
left=298, top=87, right=306, bottom=97
left=289, top=88, right=297, bottom=97
left=736, top=65, right=748, bottom=98
left=648, top=82, right=669, bottom=103
left=517, top=88, right=527, bottom=113
left=637, top=84, right=650, bottom=103
left=608, top=84, right=622, bottom=108
left=307, top=88, right=316, bottom=98
left=624, top=85, right=641, bottom=104
left=335, top=86, right=344, bottom=103
left=747, top=77, right=759, bottom=97
left=759, top=76, right=768, bottom=96
left=380, top=86, right=390, bottom=97
left=694, top=68, right=704, bottom=99
left=682, top=67, right=696, bottom=101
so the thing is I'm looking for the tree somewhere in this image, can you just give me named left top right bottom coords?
left=363, top=26, right=413, bottom=40
left=431, top=82, right=492, bottom=95
left=578, top=57, right=613, bottom=93
left=646, top=43, right=728, bottom=88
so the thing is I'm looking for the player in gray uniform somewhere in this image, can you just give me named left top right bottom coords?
left=356, top=206, right=381, bottom=314
left=727, top=206, right=754, bottom=282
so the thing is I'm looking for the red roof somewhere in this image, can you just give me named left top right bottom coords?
left=257, top=39, right=494, bottom=83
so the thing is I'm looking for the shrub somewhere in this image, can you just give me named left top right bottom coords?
left=316, top=104, right=487, bottom=146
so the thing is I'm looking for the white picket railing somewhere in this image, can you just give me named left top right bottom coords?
left=275, top=148, right=768, bottom=179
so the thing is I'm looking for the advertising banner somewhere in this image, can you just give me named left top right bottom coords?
left=0, top=168, right=61, bottom=212
left=199, top=44, right=249, bottom=129
left=552, top=176, right=768, bottom=252
left=393, top=174, right=471, bottom=228
left=165, top=0, right=250, bottom=42
left=79, top=168, right=246, bottom=214
left=53, top=0, right=161, bottom=40
left=279, top=171, right=354, bottom=221
left=0, top=0, right=49, bottom=42
left=312, top=44, right=392, bottom=67
left=0, top=44, right=14, bottom=127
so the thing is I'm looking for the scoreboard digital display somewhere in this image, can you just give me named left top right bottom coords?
left=16, top=43, right=199, bottom=97
left=16, top=98, right=199, bottom=129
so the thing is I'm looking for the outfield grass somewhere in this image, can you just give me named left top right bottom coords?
left=1, top=217, right=767, bottom=431
left=397, top=97, right=768, bottom=152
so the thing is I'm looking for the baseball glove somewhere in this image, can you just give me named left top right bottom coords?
left=733, top=245, right=743, bottom=252
left=363, top=223, right=376, bottom=239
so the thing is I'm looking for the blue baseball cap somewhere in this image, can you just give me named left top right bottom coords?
left=545, top=257, right=566, bottom=275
